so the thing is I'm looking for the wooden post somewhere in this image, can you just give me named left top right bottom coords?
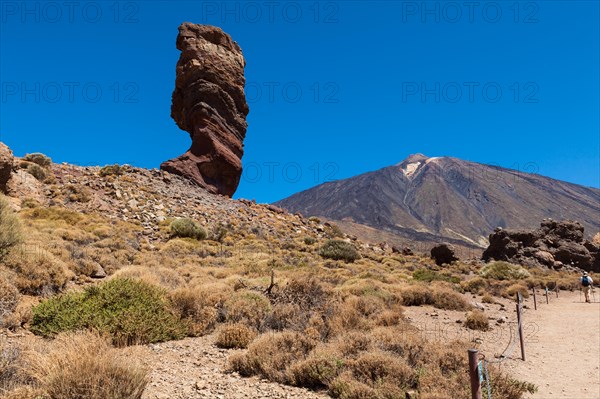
left=545, top=287, right=549, bottom=304
left=468, top=349, right=482, bottom=399
left=555, top=283, right=559, bottom=298
left=516, top=299, right=526, bottom=361
left=532, top=287, right=537, bottom=310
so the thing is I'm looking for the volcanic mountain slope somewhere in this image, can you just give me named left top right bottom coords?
left=275, top=154, right=600, bottom=250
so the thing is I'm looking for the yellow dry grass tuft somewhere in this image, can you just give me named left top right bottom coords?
left=25, top=331, right=148, bottom=399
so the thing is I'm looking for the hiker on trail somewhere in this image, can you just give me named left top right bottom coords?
left=581, top=272, right=593, bottom=303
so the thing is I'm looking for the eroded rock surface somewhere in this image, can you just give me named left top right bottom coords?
left=0, top=142, right=14, bottom=193
left=430, top=243, right=459, bottom=266
left=483, top=219, right=600, bottom=272
left=161, top=23, right=249, bottom=197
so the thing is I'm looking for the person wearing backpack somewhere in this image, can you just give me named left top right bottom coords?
left=581, top=272, right=594, bottom=303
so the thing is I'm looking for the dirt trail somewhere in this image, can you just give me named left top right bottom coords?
left=139, top=335, right=328, bottom=399
left=498, top=290, right=600, bottom=399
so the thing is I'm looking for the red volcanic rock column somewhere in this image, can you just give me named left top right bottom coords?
left=161, top=23, right=249, bottom=197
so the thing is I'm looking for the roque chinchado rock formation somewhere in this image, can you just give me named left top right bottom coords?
left=161, top=23, right=249, bottom=197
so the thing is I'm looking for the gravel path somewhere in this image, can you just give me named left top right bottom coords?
left=140, top=335, right=328, bottom=399
left=503, top=290, right=600, bottom=399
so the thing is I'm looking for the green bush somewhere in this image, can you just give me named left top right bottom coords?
left=480, top=261, right=530, bottom=281
left=170, top=218, right=207, bottom=240
left=26, top=163, right=47, bottom=181
left=0, top=195, right=22, bottom=260
left=23, top=153, right=52, bottom=167
left=412, top=268, right=460, bottom=284
left=304, top=237, right=317, bottom=245
left=30, top=278, right=187, bottom=346
left=319, top=240, right=360, bottom=263
left=99, top=164, right=123, bottom=177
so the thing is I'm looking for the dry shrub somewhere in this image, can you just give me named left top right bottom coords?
left=266, top=278, right=334, bottom=332
left=114, top=266, right=185, bottom=290
left=418, top=367, right=469, bottom=399
left=432, top=286, right=469, bottom=310
left=372, top=326, right=431, bottom=368
left=401, top=283, right=468, bottom=310
left=481, top=294, right=495, bottom=304
left=400, top=284, right=433, bottom=307
left=27, top=331, right=148, bottom=399
left=266, top=303, right=304, bottom=331
left=169, top=287, right=219, bottom=336
left=289, top=347, right=345, bottom=389
left=348, top=351, right=416, bottom=390
left=465, top=310, right=489, bottom=331
left=22, top=206, right=82, bottom=225
left=504, top=283, right=530, bottom=299
left=26, top=163, right=47, bottom=181
left=159, top=238, right=209, bottom=258
left=99, top=164, right=123, bottom=177
left=1, top=386, right=47, bottom=399
left=326, top=301, right=370, bottom=336
left=333, top=331, right=373, bottom=358
left=327, top=351, right=415, bottom=398
left=274, top=278, right=331, bottom=309
left=224, top=290, right=272, bottom=330
left=0, top=339, right=23, bottom=392
left=3, top=247, right=71, bottom=295
left=462, top=276, right=487, bottom=294
left=0, top=195, right=22, bottom=260
left=2, top=297, right=34, bottom=331
left=347, top=295, right=384, bottom=319
left=489, top=371, right=537, bottom=398
left=552, top=275, right=580, bottom=291
left=20, top=198, right=40, bottom=209
left=216, top=323, right=257, bottom=349
left=0, top=277, right=20, bottom=327
left=62, top=184, right=91, bottom=203
left=23, top=153, right=51, bottom=167
left=228, top=331, right=316, bottom=383
left=328, top=372, right=376, bottom=399
left=481, top=261, right=530, bottom=280
left=375, top=309, right=402, bottom=327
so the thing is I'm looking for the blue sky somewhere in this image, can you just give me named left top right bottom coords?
left=1, top=1, right=598, bottom=203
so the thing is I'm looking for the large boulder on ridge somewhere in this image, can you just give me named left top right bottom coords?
left=0, top=142, right=14, bottom=193
left=482, top=219, right=600, bottom=272
left=161, top=23, right=249, bottom=197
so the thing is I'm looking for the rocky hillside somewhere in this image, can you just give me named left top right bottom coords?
left=0, top=145, right=584, bottom=399
left=275, top=154, right=600, bottom=251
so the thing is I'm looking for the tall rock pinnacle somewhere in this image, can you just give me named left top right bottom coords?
left=161, top=23, right=249, bottom=197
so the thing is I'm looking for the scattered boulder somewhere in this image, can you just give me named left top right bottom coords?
left=161, top=23, right=249, bottom=197
left=482, top=219, right=600, bottom=272
left=430, top=243, right=459, bottom=266
left=532, top=250, right=554, bottom=267
left=266, top=204, right=286, bottom=214
left=0, top=142, right=14, bottom=193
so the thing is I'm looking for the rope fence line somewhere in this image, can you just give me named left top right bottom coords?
left=468, top=281, right=575, bottom=399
